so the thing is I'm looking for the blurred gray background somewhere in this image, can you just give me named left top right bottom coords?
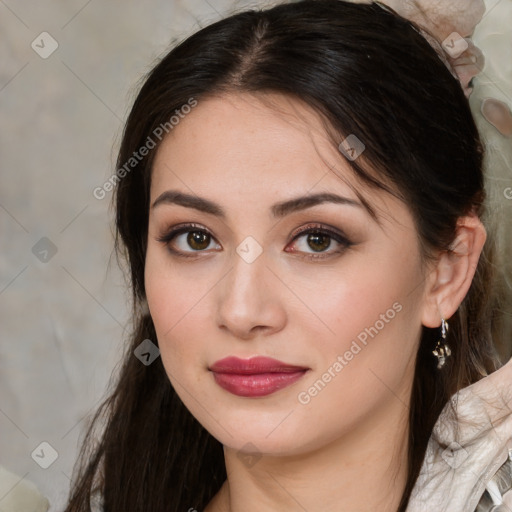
left=0, top=0, right=511, bottom=510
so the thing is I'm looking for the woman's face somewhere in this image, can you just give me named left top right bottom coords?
left=145, top=92, right=428, bottom=455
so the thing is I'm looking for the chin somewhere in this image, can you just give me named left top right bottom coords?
left=197, top=407, right=317, bottom=456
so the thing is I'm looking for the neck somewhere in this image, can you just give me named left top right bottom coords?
left=206, top=393, right=410, bottom=512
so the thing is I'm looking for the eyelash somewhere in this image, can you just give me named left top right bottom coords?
left=155, top=222, right=353, bottom=261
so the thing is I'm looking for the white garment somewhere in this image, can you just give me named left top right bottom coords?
left=407, top=356, right=512, bottom=511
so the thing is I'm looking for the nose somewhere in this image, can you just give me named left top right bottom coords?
left=215, top=247, right=287, bottom=340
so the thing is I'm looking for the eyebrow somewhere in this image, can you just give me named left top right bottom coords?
left=151, top=190, right=364, bottom=218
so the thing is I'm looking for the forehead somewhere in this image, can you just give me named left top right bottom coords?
left=150, top=92, right=361, bottom=199
left=148, top=92, right=419, bottom=243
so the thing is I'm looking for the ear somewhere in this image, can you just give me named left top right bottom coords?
left=422, top=214, right=487, bottom=328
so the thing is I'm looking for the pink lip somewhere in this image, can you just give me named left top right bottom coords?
left=209, top=356, right=309, bottom=397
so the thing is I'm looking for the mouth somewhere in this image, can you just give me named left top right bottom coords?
left=209, top=356, right=309, bottom=397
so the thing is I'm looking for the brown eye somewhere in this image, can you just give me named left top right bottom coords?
left=186, top=231, right=211, bottom=251
left=286, top=224, right=353, bottom=260
left=156, top=223, right=220, bottom=257
left=304, top=232, right=332, bottom=252
left=157, top=222, right=352, bottom=261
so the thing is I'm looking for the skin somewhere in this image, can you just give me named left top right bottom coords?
left=144, top=92, right=486, bottom=512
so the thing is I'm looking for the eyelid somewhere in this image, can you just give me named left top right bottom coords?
left=155, top=222, right=219, bottom=253
left=286, top=223, right=352, bottom=260
left=288, top=222, right=349, bottom=242
left=156, top=221, right=352, bottom=259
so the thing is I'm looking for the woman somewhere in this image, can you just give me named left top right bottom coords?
left=64, top=1, right=512, bottom=510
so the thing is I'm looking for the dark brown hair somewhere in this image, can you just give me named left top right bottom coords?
left=63, top=1, right=503, bottom=510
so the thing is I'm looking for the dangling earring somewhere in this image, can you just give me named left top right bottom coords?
left=432, top=318, right=451, bottom=369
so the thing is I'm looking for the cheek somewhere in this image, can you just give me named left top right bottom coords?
left=295, top=240, right=422, bottom=405
left=302, top=238, right=421, bottom=352
left=142, top=231, right=423, bottom=454
left=144, top=247, right=215, bottom=370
